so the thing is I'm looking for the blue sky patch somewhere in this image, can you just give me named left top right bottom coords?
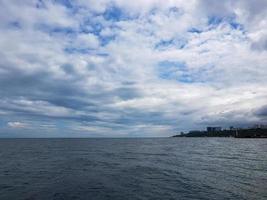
left=103, top=6, right=135, bottom=21
left=208, top=16, right=223, bottom=26
left=188, top=28, right=202, bottom=34
left=230, top=21, right=244, bottom=30
left=155, top=38, right=187, bottom=50
left=53, top=0, right=73, bottom=9
left=64, top=47, right=96, bottom=54
left=208, top=15, right=244, bottom=31
left=158, top=61, right=188, bottom=81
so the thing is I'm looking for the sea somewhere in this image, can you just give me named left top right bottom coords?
left=0, top=138, right=266, bottom=200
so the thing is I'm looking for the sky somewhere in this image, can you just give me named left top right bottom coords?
left=0, top=0, right=267, bottom=137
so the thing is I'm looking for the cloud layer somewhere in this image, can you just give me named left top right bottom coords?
left=0, top=0, right=267, bottom=137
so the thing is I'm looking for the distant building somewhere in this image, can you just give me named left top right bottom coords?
left=253, top=124, right=267, bottom=129
left=189, top=130, right=201, bottom=133
left=207, top=127, right=222, bottom=132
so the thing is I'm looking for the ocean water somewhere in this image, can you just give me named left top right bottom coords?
left=0, top=138, right=266, bottom=200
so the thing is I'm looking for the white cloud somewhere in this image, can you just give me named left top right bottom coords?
left=0, top=98, right=76, bottom=117
left=75, top=33, right=100, bottom=49
left=7, top=121, right=28, bottom=128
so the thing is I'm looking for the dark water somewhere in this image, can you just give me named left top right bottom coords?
left=0, top=138, right=266, bottom=200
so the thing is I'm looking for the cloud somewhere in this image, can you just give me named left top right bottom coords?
left=255, top=105, right=267, bottom=118
left=0, top=0, right=267, bottom=137
left=251, top=34, right=267, bottom=51
left=7, top=121, right=28, bottom=128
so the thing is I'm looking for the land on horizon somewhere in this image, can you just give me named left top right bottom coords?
left=173, top=125, right=267, bottom=138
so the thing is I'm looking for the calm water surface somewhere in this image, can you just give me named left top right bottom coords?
left=0, top=138, right=266, bottom=200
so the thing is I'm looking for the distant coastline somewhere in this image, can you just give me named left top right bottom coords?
left=173, top=126, right=267, bottom=138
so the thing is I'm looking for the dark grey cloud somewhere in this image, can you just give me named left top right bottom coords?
left=255, top=105, right=267, bottom=118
